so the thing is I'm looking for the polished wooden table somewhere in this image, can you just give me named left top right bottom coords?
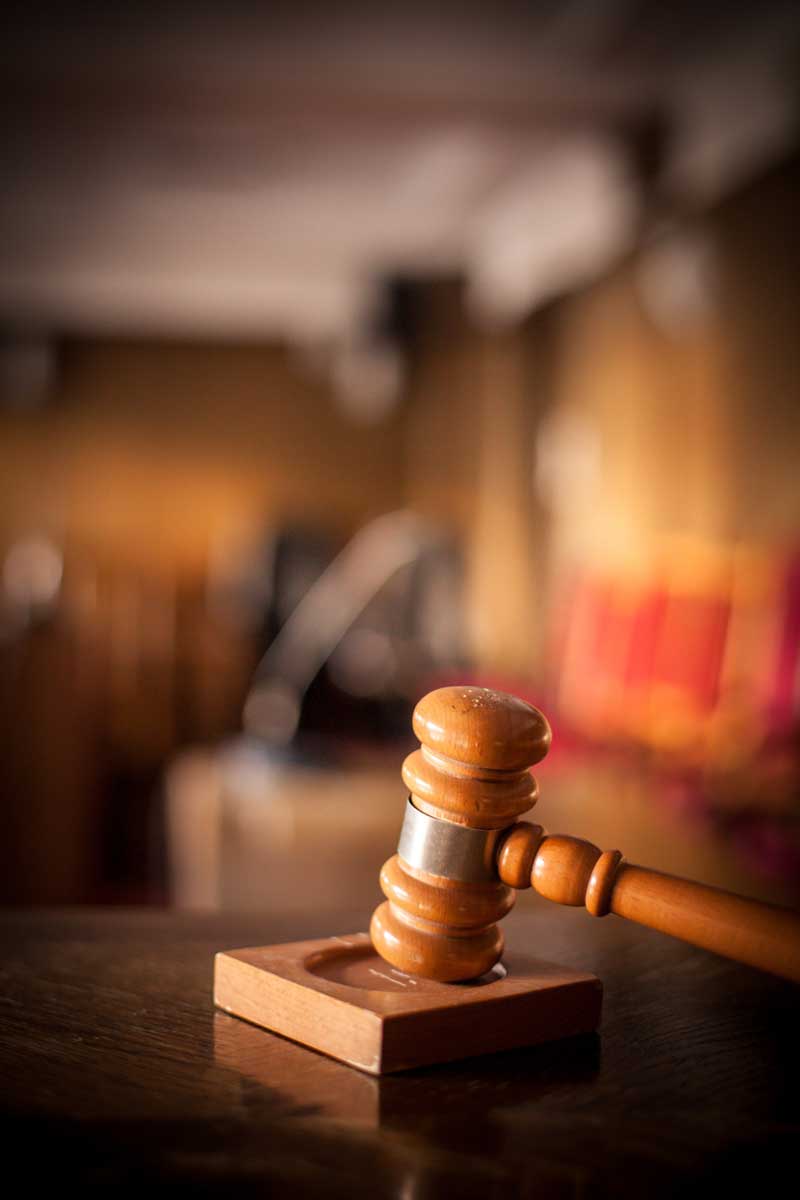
left=1, top=904, right=797, bottom=1197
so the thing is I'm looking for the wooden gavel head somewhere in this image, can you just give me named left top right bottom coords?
left=371, top=686, right=800, bottom=986
left=370, top=685, right=551, bottom=982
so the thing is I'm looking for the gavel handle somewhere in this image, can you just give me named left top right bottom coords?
left=497, top=825, right=800, bottom=983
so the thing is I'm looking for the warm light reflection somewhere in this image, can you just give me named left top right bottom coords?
left=2, top=535, right=63, bottom=614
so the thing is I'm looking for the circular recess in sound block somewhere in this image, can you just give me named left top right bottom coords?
left=304, top=944, right=507, bottom=992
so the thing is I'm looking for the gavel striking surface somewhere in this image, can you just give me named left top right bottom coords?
left=2, top=907, right=797, bottom=1198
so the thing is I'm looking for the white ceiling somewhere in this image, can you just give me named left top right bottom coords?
left=1, top=1, right=798, bottom=341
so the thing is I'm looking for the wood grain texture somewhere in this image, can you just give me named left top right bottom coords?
left=496, top=819, right=545, bottom=888
left=376, top=685, right=800, bottom=983
left=1, top=907, right=799, bottom=1197
left=497, top=825, right=800, bottom=983
left=372, top=854, right=513, bottom=979
left=373, top=685, right=548, bottom=979
left=609, top=862, right=800, bottom=982
left=370, top=895, right=505, bottom=981
left=412, top=685, right=552, bottom=772
left=401, top=746, right=538, bottom=827
left=215, top=934, right=601, bottom=1073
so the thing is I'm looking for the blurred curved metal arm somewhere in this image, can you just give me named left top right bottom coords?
left=243, top=510, right=439, bottom=734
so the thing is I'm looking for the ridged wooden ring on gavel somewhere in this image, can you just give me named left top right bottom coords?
left=370, top=686, right=800, bottom=983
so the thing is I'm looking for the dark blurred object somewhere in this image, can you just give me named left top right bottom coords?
left=163, top=511, right=466, bottom=912
left=0, top=337, right=58, bottom=412
left=241, top=511, right=465, bottom=755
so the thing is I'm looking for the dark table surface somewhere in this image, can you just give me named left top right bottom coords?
left=1, top=903, right=797, bottom=1197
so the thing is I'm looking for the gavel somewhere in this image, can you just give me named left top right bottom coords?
left=370, top=685, right=800, bottom=983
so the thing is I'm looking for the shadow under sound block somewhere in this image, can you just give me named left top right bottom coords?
left=213, top=932, right=601, bottom=1075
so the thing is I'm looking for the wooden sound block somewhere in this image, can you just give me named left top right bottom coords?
left=214, top=932, right=602, bottom=1075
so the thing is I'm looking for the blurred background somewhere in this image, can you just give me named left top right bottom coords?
left=1, top=1, right=799, bottom=916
